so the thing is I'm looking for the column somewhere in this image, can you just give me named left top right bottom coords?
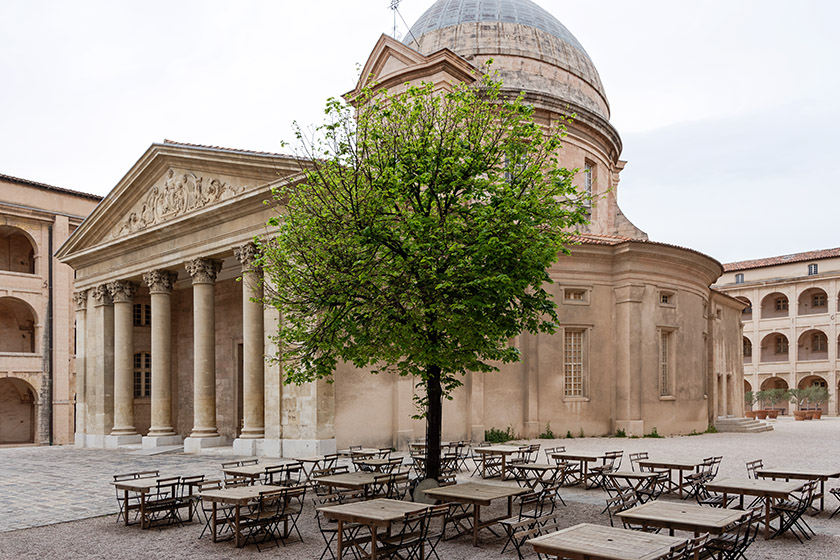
left=233, top=244, right=265, bottom=455
left=73, top=289, right=88, bottom=447
left=613, top=284, right=646, bottom=437
left=184, top=257, right=224, bottom=452
left=107, top=280, right=141, bottom=445
left=142, top=270, right=181, bottom=447
left=87, top=284, right=114, bottom=448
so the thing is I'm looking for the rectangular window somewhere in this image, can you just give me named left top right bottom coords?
left=734, top=273, right=744, bottom=284
left=808, top=263, right=818, bottom=275
left=813, top=333, right=827, bottom=352
left=133, top=352, right=151, bottom=398
left=584, top=163, right=593, bottom=197
left=659, top=331, right=672, bottom=397
left=775, top=298, right=788, bottom=311
left=813, top=294, right=826, bottom=307
left=133, top=303, right=151, bottom=326
left=564, top=330, right=584, bottom=398
left=775, top=336, right=788, bottom=354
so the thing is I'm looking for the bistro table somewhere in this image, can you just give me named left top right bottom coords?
left=313, top=471, right=381, bottom=500
left=473, top=445, right=526, bottom=479
left=199, top=483, right=269, bottom=547
left=295, top=455, right=328, bottom=481
left=528, top=522, right=686, bottom=560
left=353, top=458, right=393, bottom=472
left=551, top=450, right=609, bottom=488
left=756, top=466, right=840, bottom=511
left=636, top=457, right=705, bottom=498
left=221, top=459, right=300, bottom=485
left=705, top=477, right=805, bottom=539
left=607, top=471, right=661, bottom=501
left=617, top=500, right=743, bottom=536
left=338, top=447, right=380, bottom=458
left=318, top=498, right=429, bottom=560
left=508, top=463, right=564, bottom=491
left=423, top=482, right=528, bottom=546
left=112, top=476, right=180, bottom=530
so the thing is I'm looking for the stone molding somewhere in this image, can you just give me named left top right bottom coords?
left=186, top=258, right=223, bottom=284
left=113, top=169, right=244, bottom=238
left=92, top=284, right=113, bottom=306
left=143, top=269, right=178, bottom=294
left=108, top=280, right=138, bottom=303
left=73, top=289, right=88, bottom=311
left=234, top=242, right=260, bottom=269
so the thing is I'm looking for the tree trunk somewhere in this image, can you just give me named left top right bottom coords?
left=425, top=365, right=443, bottom=481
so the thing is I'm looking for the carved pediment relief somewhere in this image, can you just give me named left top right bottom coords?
left=111, top=169, right=244, bottom=239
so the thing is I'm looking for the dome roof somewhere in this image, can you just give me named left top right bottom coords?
left=406, top=0, right=590, bottom=61
left=403, top=0, right=609, bottom=120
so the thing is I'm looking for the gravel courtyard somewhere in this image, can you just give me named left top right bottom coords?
left=2, top=418, right=840, bottom=559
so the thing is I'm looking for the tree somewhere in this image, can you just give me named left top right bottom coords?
left=256, top=68, right=590, bottom=481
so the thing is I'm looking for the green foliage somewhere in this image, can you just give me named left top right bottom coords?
left=705, top=425, right=719, bottom=434
left=578, top=428, right=585, bottom=438
left=257, top=66, right=589, bottom=406
left=643, top=427, right=663, bottom=439
left=765, top=388, right=789, bottom=407
left=485, top=427, right=516, bottom=444
left=614, top=428, right=626, bottom=438
left=538, top=422, right=555, bottom=439
left=565, top=430, right=574, bottom=439
left=687, top=430, right=701, bottom=436
left=809, top=386, right=830, bottom=406
left=755, top=390, right=769, bottom=408
left=744, top=390, right=757, bottom=407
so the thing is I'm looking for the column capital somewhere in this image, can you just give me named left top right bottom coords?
left=108, top=280, right=138, bottom=304
left=234, top=243, right=260, bottom=270
left=186, top=258, right=223, bottom=284
left=92, top=284, right=113, bottom=306
left=143, top=269, right=178, bottom=294
left=73, top=289, right=89, bottom=311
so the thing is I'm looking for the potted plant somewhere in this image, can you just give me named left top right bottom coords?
left=754, top=390, right=768, bottom=419
left=789, top=388, right=809, bottom=421
left=765, top=388, right=789, bottom=419
left=744, top=391, right=757, bottom=419
left=810, top=386, right=829, bottom=419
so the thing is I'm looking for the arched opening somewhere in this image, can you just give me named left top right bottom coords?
left=798, top=288, right=828, bottom=316
left=760, top=292, right=789, bottom=319
left=743, top=380, right=752, bottom=393
left=798, top=329, right=829, bottom=361
left=0, top=226, right=36, bottom=274
left=798, top=375, right=828, bottom=413
left=743, top=337, right=752, bottom=364
left=735, top=296, right=752, bottom=321
left=760, top=333, right=788, bottom=363
left=0, top=377, right=37, bottom=443
left=0, top=297, right=37, bottom=353
left=760, top=376, right=789, bottom=414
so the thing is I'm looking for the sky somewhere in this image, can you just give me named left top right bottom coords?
left=1, top=0, right=838, bottom=264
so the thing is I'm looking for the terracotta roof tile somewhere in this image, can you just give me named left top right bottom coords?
left=723, top=247, right=840, bottom=272
left=0, top=172, right=102, bottom=201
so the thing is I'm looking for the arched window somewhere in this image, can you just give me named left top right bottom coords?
left=743, top=337, right=752, bottom=358
left=133, top=352, right=151, bottom=398
left=0, top=226, right=36, bottom=274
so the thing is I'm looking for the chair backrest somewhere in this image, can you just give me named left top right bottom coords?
left=180, top=474, right=205, bottom=497
left=628, top=452, right=649, bottom=471
left=377, top=447, right=392, bottom=459
left=322, top=453, right=340, bottom=470
left=224, top=474, right=250, bottom=488
left=539, top=480, right=563, bottom=514
left=349, top=445, right=363, bottom=451
left=605, top=451, right=623, bottom=470
left=668, top=533, right=708, bottom=559
left=221, top=460, right=242, bottom=469
left=135, top=470, right=160, bottom=479
left=240, top=458, right=259, bottom=466
left=710, top=456, right=723, bottom=479
left=544, top=446, right=565, bottom=463
left=745, top=459, right=763, bottom=479
left=516, top=491, right=542, bottom=519
left=198, top=478, right=222, bottom=492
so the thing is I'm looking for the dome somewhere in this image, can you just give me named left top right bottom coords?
left=404, top=0, right=609, bottom=119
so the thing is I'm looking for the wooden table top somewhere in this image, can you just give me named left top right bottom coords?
left=609, top=471, right=659, bottom=480
left=528, top=523, right=685, bottom=560
left=338, top=447, right=379, bottom=457
left=618, top=501, right=744, bottom=535
left=318, top=498, right=428, bottom=527
left=296, top=455, right=326, bottom=463
left=423, top=482, right=527, bottom=505
left=313, top=472, right=380, bottom=489
left=706, top=477, right=805, bottom=497
left=637, top=458, right=703, bottom=470
left=757, top=467, right=840, bottom=480
left=474, top=445, right=525, bottom=454
left=551, top=450, right=609, bottom=461
left=355, top=458, right=392, bottom=467
left=222, top=460, right=298, bottom=477
left=200, top=483, right=271, bottom=505
left=512, top=463, right=561, bottom=472
left=112, top=477, right=178, bottom=492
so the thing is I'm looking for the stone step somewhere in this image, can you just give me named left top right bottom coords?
left=714, top=417, right=774, bottom=433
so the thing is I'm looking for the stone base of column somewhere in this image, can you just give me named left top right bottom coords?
left=143, top=435, right=184, bottom=449
left=260, top=439, right=283, bottom=458
left=233, top=437, right=262, bottom=456
left=75, top=432, right=86, bottom=447
left=85, top=434, right=107, bottom=448
left=281, top=438, right=337, bottom=458
left=184, top=435, right=227, bottom=454
left=471, top=424, right=485, bottom=443
left=615, top=419, right=644, bottom=438
left=105, top=434, right=143, bottom=448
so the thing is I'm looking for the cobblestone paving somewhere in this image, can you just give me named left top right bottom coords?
left=0, top=446, right=232, bottom=532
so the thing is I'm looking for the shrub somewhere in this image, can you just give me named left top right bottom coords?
left=643, top=427, right=663, bottom=438
left=614, top=428, right=627, bottom=438
left=538, top=422, right=555, bottom=439
left=565, top=430, right=574, bottom=439
left=485, top=427, right=516, bottom=444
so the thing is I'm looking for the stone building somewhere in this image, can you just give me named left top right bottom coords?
left=715, top=248, right=840, bottom=415
left=57, top=0, right=744, bottom=456
left=0, top=174, right=101, bottom=445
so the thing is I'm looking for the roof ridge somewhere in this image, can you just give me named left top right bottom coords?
left=723, top=247, right=840, bottom=272
left=0, top=172, right=102, bottom=201
left=161, top=139, right=297, bottom=159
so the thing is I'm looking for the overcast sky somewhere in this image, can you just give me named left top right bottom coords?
left=1, top=0, right=837, bottom=264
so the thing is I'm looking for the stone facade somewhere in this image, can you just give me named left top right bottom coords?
left=0, top=174, right=101, bottom=444
left=715, top=248, right=840, bottom=415
left=56, top=0, right=743, bottom=454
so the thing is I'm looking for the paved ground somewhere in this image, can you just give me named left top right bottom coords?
left=2, top=418, right=840, bottom=558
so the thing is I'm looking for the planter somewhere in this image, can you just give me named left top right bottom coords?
left=767, top=410, right=779, bottom=419
left=804, top=411, right=814, bottom=420
left=793, top=411, right=806, bottom=421
left=813, top=410, right=823, bottom=419
left=755, top=410, right=768, bottom=420
left=745, top=411, right=756, bottom=419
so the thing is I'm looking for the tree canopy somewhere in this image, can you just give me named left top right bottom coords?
left=257, top=68, right=590, bottom=480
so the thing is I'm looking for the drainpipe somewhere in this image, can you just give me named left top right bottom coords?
left=47, top=225, right=54, bottom=445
